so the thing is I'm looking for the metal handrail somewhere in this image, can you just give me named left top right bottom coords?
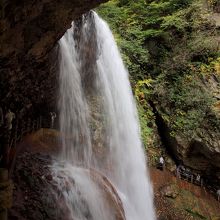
left=176, top=169, right=219, bottom=201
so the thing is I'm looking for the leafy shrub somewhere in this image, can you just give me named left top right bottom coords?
left=97, top=0, right=220, bottom=142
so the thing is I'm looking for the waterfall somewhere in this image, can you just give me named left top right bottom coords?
left=53, top=11, right=155, bottom=220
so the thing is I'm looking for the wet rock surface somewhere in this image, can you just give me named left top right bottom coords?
left=8, top=131, right=126, bottom=220
left=9, top=153, right=220, bottom=220
left=8, top=152, right=71, bottom=220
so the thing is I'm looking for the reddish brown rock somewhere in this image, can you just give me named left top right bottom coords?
left=9, top=131, right=125, bottom=220
left=150, top=168, right=220, bottom=220
left=8, top=151, right=72, bottom=220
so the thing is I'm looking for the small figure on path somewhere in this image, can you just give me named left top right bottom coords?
left=5, top=109, right=15, bottom=130
left=196, top=174, right=200, bottom=183
left=159, top=156, right=165, bottom=171
left=185, top=168, right=192, bottom=182
left=50, top=112, right=56, bottom=128
left=176, top=165, right=181, bottom=178
left=0, top=107, right=3, bottom=127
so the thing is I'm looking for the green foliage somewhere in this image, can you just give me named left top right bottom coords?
left=97, top=0, right=220, bottom=142
left=154, top=72, right=216, bottom=136
left=134, top=79, right=154, bottom=101
left=134, top=79, right=155, bottom=147
left=97, top=0, right=150, bottom=80
left=199, top=57, right=220, bottom=76
left=137, top=104, right=154, bottom=148
left=208, top=0, right=220, bottom=11
left=185, top=208, right=207, bottom=219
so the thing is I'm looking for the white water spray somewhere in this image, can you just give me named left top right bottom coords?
left=53, top=11, right=155, bottom=220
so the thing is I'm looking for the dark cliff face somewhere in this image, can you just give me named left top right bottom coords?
left=0, top=0, right=107, bottom=116
left=152, top=101, right=220, bottom=187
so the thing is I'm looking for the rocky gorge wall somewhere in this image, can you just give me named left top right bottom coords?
left=0, top=0, right=107, bottom=117
left=0, top=0, right=108, bottom=167
left=151, top=73, right=220, bottom=188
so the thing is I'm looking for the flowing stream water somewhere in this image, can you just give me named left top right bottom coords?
left=52, top=11, right=155, bottom=220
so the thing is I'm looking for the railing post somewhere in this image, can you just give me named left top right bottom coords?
left=36, top=118, right=39, bottom=130
left=21, top=120, right=25, bottom=137
left=27, top=118, right=31, bottom=134
left=39, top=116, right=42, bottom=129
left=3, top=130, right=12, bottom=168
left=14, top=119, right=18, bottom=148
left=0, top=169, right=12, bottom=220
left=32, top=120, right=35, bottom=132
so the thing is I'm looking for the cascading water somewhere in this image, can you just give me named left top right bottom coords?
left=58, top=23, right=92, bottom=166
left=52, top=11, right=155, bottom=220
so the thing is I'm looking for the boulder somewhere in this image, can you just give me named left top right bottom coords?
left=160, top=184, right=179, bottom=199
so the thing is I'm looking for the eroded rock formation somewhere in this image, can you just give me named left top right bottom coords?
left=152, top=77, right=220, bottom=187
left=9, top=131, right=125, bottom=220
left=0, top=0, right=107, bottom=115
